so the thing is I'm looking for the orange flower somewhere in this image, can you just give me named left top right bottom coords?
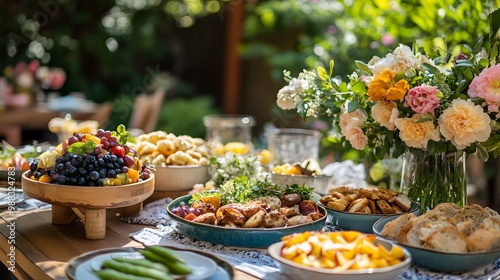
left=386, top=79, right=409, bottom=100
left=367, top=70, right=395, bottom=101
left=368, top=70, right=409, bottom=101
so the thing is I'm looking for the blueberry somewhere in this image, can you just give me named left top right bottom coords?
left=68, top=166, right=77, bottom=175
left=97, top=158, right=105, bottom=167
left=78, top=177, right=86, bottom=186
left=29, top=161, right=38, bottom=172
left=107, top=169, right=116, bottom=178
left=89, top=171, right=100, bottom=181
left=59, top=175, right=67, bottom=184
left=86, top=164, right=95, bottom=172
left=99, top=168, right=107, bottom=178
left=56, top=163, right=64, bottom=171
left=78, top=167, right=87, bottom=175
left=63, top=153, right=73, bottom=162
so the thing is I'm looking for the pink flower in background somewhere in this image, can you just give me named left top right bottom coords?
left=27, top=60, right=40, bottom=75
left=404, top=84, right=440, bottom=114
left=468, top=64, right=500, bottom=113
left=327, top=25, right=336, bottom=35
left=381, top=34, right=395, bottom=46
left=48, top=68, right=66, bottom=90
left=37, top=66, right=66, bottom=90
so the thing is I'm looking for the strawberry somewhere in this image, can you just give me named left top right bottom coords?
left=109, top=146, right=125, bottom=158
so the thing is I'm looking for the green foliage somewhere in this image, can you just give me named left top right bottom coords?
left=242, top=0, right=499, bottom=81
left=156, top=95, right=219, bottom=138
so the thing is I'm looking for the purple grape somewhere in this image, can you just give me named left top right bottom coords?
left=68, top=136, right=79, bottom=145
left=94, top=146, right=103, bottom=156
left=123, top=155, right=134, bottom=167
left=96, top=129, right=105, bottom=138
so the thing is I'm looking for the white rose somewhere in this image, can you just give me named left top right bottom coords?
left=276, top=86, right=300, bottom=110
left=16, top=71, right=34, bottom=89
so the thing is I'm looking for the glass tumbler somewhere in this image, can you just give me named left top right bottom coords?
left=266, top=128, right=321, bottom=165
left=203, top=114, right=255, bottom=145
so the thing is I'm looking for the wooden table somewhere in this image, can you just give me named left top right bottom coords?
left=0, top=102, right=97, bottom=147
left=0, top=208, right=257, bottom=280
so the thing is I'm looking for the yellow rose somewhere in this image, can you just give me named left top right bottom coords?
left=386, top=79, right=409, bottom=100
left=394, top=114, right=440, bottom=149
left=372, top=101, right=398, bottom=130
left=367, top=70, right=395, bottom=101
left=438, top=99, right=491, bottom=150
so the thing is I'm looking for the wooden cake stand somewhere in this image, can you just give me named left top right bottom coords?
left=21, top=173, right=155, bottom=239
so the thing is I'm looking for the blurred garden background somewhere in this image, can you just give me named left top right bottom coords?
left=1, top=0, right=500, bottom=208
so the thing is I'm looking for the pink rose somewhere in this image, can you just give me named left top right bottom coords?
left=468, top=64, right=500, bottom=114
left=48, top=68, right=66, bottom=90
left=27, top=60, right=40, bottom=75
left=404, top=84, right=440, bottom=114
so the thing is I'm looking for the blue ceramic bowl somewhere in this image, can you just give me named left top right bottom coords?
left=373, top=215, right=500, bottom=273
left=318, top=201, right=420, bottom=234
left=167, top=194, right=327, bottom=248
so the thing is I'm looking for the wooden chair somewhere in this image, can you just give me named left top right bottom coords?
left=129, top=87, right=166, bottom=134
left=90, top=102, right=113, bottom=128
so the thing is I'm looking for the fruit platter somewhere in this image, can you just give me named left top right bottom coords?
left=167, top=177, right=327, bottom=248
left=0, top=141, right=49, bottom=181
left=22, top=125, right=154, bottom=239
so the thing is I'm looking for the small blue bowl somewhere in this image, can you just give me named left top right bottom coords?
left=167, top=194, right=327, bottom=248
left=373, top=215, right=500, bottom=273
left=318, top=201, right=420, bottom=234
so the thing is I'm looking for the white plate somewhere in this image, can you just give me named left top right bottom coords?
left=0, top=190, right=25, bottom=208
left=67, top=247, right=228, bottom=280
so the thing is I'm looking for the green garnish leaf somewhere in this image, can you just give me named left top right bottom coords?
left=112, top=124, right=130, bottom=145
left=67, top=141, right=96, bottom=155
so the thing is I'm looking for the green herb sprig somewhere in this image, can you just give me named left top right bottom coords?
left=190, top=176, right=314, bottom=205
left=112, top=124, right=130, bottom=145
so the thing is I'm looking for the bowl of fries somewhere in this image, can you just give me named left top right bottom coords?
left=268, top=231, right=411, bottom=280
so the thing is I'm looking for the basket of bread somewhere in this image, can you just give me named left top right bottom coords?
left=318, top=186, right=419, bottom=233
left=373, top=202, right=500, bottom=272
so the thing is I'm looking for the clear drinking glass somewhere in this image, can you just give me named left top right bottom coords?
left=265, top=128, right=321, bottom=165
left=203, top=114, right=255, bottom=145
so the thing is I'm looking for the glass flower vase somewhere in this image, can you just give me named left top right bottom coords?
left=400, top=149, right=467, bottom=214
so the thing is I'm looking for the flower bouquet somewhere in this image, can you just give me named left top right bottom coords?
left=1, top=60, right=66, bottom=107
left=276, top=9, right=500, bottom=212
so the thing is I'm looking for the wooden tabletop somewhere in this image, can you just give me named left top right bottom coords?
left=0, top=102, right=97, bottom=146
left=0, top=207, right=258, bottom=280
